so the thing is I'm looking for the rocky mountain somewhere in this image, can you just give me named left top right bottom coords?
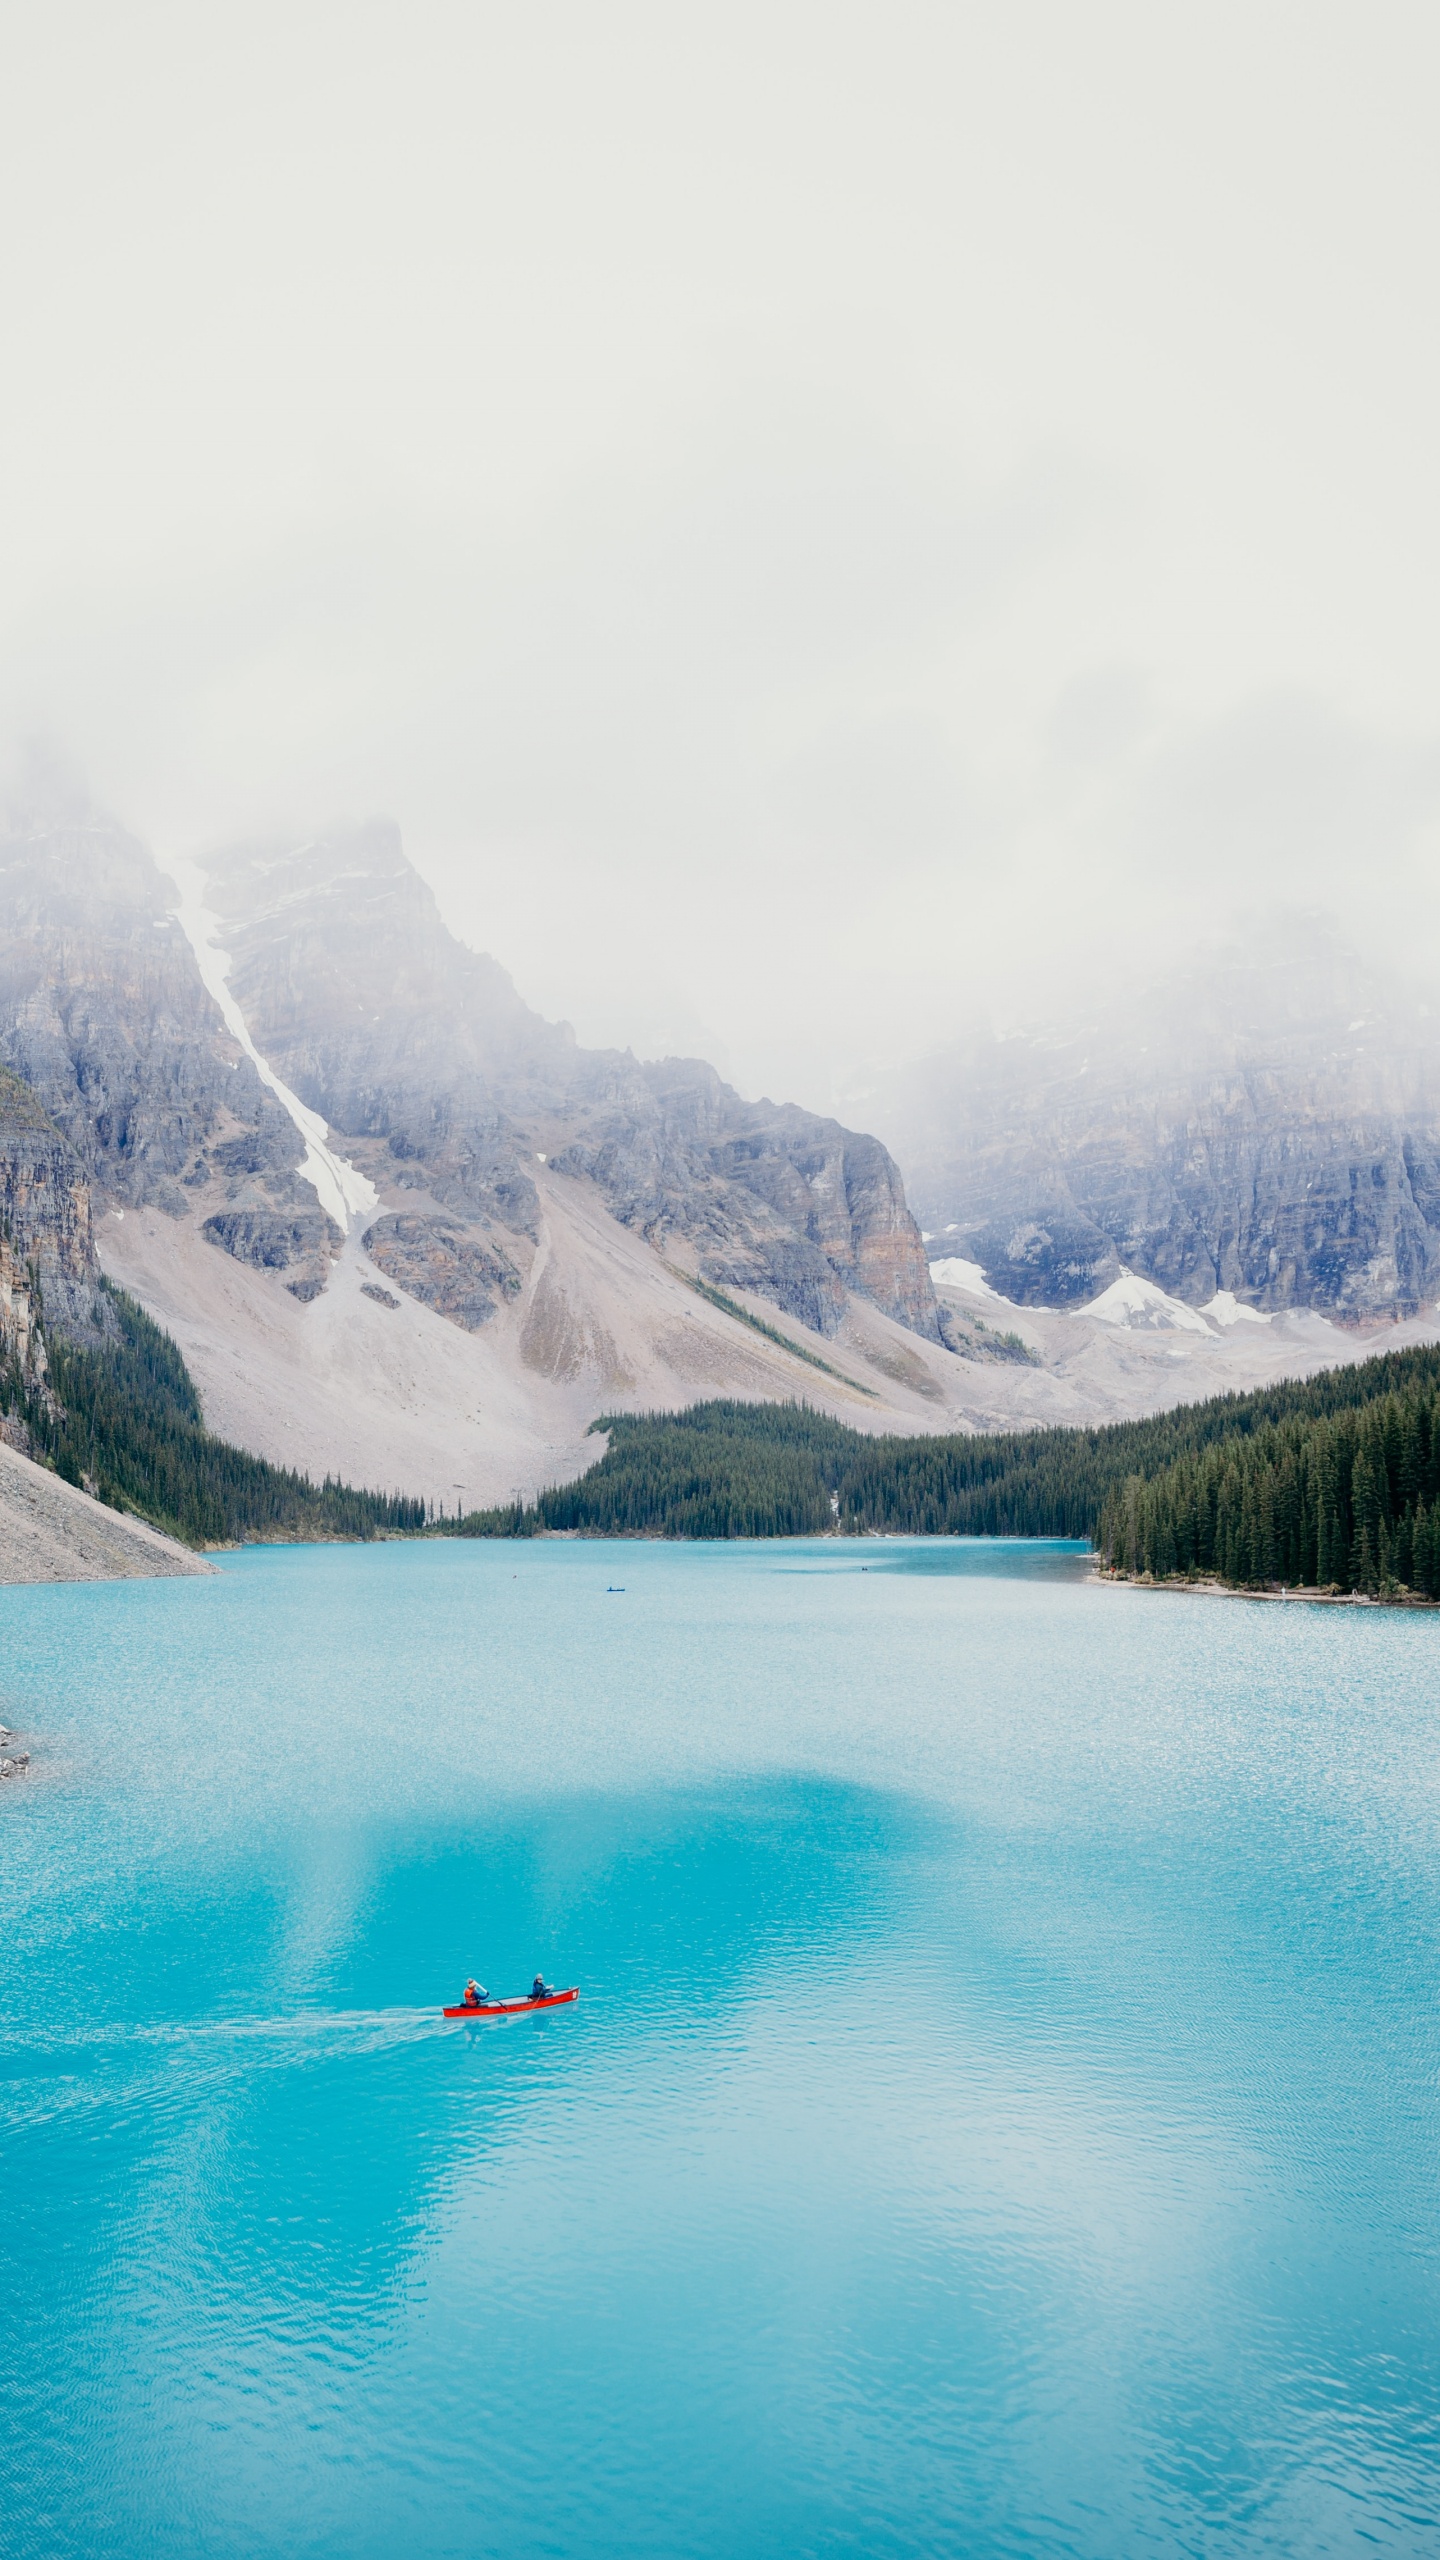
left=198, top=824, right=941, bottom=1344
left=0, top=804, right=964, bottom=1507
left=1, top=812, right=1433, bottom=1513
left=869, top=921, right=1440, bottom=1316
left=0, top=815, right=318, bottom=1291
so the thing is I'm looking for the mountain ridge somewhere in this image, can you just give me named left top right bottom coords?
left=0, top=804, right=975, bottom=1513
left=197, top=822, right=942, bottom=1345
left=5, top=816, right=1438, bottom=1529
left=870, top=919, right=1440, bottom=1319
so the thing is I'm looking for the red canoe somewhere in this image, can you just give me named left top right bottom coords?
left=442, top=1988, right=579, bottom=2018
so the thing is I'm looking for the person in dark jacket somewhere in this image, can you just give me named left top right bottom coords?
left=530, top=1975, right=552, bottom=2001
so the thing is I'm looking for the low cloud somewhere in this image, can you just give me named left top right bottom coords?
left=3, top=3, right=1439, bottom=1106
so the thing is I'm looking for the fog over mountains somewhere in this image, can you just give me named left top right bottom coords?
left=869, top=920, right=1440, bottom=1319
left=1, top=799, right=1438, bottom=1516
left=0, top=806, right=966, bottom=1507
left=197, top=824, right=940, bottom=1345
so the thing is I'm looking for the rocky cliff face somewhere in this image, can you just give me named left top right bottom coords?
left=872, top=925, right=1440, bottom=1316
left=0, top=818, right=304, bottom=1214
left=549, top=1065, right=937, bottom=1340
left=0, top=1062, right=100, bottom=1337
left=362, top=1214, right=524, bottom=1329
left=0, top=813, right=342, bottom=1315
left=199, top=825, right=941, bottom=1342
left=200, top=1207, right=343, bottom=1303
left=0, top=807, right=938, bottom=1353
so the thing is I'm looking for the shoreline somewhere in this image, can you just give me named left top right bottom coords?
left=1093, top=1566, right=1438, bottom=1610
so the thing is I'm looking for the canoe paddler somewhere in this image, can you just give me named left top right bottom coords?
left=530, top=1974, right=553, bottom=2001
left=462, top=1979, right=487, bottom=2008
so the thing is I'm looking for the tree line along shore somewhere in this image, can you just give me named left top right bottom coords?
left=457, top=1352, right=1440, bottom=1601
left=2, top=1281, right=423, bottom=1549
left=8, top=1277, right=1440, bottom=1601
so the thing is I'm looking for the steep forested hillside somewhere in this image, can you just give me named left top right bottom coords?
left=4, top=1283, right=424, bottom=1548
left=462, top=1349, right=1440, bottom=1597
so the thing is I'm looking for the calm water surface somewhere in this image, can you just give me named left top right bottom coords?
left=2, top=1538, right=1439, bottom=2557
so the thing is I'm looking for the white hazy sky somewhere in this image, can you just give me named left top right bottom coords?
left=3, top=1, right=1439, bottom=1104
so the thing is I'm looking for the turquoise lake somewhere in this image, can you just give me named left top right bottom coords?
left=2, top=1537, right=1439, bottom=2557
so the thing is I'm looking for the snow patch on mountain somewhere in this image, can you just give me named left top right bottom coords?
left=1081, top=1270, right=1214, bottom=1335
left=928, top=1256, right=1003, bottom=1298
left=1201, top=1291, right=1272, bottom=1328
left=168, top=856, right=378, bottom=1234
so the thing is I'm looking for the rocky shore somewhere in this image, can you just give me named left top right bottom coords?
left=1096, top=1565, right=1436, bottom=1608
left=0, top=1439, right=213, bottom=1585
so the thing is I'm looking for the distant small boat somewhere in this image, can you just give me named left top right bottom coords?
left=607, top=1585, right=625, bottom=1593
left=443, top=1988, right=579, bottom=2018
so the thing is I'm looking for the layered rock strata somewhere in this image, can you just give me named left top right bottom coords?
left=0, top=1060, right=103, bottom=1336
left=362, top=1215, right=522, bottom=1330
left=202, top=1206, right=343, bottom=1302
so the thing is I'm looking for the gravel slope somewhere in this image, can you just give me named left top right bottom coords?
left=97, top=1166, right=1440, bottom=1518
left=0, top=1441, right=213, bottom=1585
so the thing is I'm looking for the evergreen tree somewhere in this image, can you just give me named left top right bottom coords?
left=450, top=1343, right=1440, bottom=1597
left=17, top=1284, right=424, bottom=1548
